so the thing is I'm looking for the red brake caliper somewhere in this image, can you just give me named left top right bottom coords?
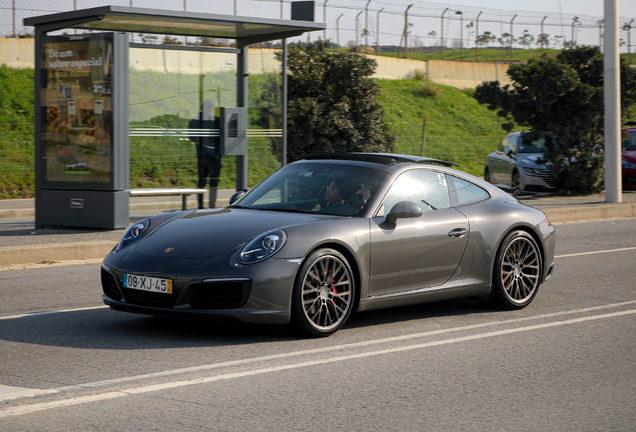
left=327, top=269, right=337, bottom=304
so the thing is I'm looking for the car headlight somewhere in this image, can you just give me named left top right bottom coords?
left=522, top=167, right=542, bottom=175
left=238, top=229, right=287, bottom=264
left=622, top=158, right=636, bottom=170
left=114, top=219, right=149, bottom=252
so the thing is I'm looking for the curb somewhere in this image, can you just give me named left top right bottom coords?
left=541, top=203, right=636, bottom=223
left=0, top=241, right=116, bottom=266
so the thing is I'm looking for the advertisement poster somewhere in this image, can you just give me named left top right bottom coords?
left=41, top=33, right=114, bottom=187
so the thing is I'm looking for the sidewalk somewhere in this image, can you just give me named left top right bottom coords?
left=1, top=190, right=635, bottom=268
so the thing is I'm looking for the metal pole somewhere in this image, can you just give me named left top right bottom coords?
left=337, top=13, right=343, bottom=49
left=604, top=0, right=621, bottom=203
left=510, top=14, right=516, bottom=62
left=475, top=11, right=482, bottom=61
left=628, top=19, right=634, bottom=64
left=599, top=19, right=604, bottom=53
left=356, top=11, right=363, bottom=52
left=236, top=43, right=249, bottom=190
left=282, top=39, right=288, bottom=166
left=441, top=8, right=448, bottom=60
left=365, top=0, right=371, bottom=49
left=404, top=5, right=412, bottom=59
left=377, top=8, right=383, bottom=54
left=455, top=11, right=463, bottom=61
left=541, top=16, right=547, bottom=52
left=323, top=0, right=328, bottom=40
left=571, top=16, right=580, bottom=47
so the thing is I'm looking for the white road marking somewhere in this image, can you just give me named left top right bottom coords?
left=556, top=246, right=636, bottom=258
left=0, top=306, right=107, bottom=321
left=1, top=306, right=636, bottom=418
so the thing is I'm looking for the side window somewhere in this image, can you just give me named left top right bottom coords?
left=378, top=170, right=450, bottom=216
left=496, top=139, right=506, bottom=153
left=505, top=135, right=517, bottom=155
left=449, top=175, right=490, bottom=206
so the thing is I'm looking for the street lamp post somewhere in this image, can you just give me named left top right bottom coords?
left=441, top=8, right=448, bottom=60
left=377, top=8, right=384, bottom=54
left=475, top=11, right=482, bottom=61
left=455, top=10, right=463, bottom=61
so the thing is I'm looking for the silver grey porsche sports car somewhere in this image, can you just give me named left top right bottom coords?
left=101, top=153, right=556, bottom=337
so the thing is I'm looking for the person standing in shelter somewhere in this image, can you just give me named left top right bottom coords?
left=189, top=99, right=222, bottom=208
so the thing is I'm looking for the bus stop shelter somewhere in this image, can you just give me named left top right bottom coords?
left=24, top=4, right=324, bottom=229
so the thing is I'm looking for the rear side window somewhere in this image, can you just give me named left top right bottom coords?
left=378, top=170, right=450, bottom=216
left=448, top=175, right=490, bottom=206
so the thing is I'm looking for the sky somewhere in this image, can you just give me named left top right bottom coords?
left=445, top=0, right=636, bottom=17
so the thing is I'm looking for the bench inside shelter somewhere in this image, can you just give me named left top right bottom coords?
left=129, top=189, right=208, bottom=210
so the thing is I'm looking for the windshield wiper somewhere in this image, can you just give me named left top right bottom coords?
left=265, top=207, right=315, bottom=214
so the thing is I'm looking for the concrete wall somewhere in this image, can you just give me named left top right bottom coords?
left=1, top=38, right=511, bottom=88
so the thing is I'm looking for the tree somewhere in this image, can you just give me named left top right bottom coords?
left=537, top=33, right=550, bottom=49
left=519, top=30, right=534, bottom=49
left=474, top=46, right=636, bottom=194
left=257, top=40, right=394, bottom=163
left=476, top=31, right=496, bottom=47
left=498, top=33, right=514, bottom=48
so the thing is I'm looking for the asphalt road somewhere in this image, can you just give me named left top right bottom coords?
left=1, top=219, right=635, bottom=431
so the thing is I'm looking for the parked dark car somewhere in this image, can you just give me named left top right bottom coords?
left=622, top=127, right=636, bottom=190
left=485, top=132, right=556, bottom=196
left=102, top=153, right=556, bottom=337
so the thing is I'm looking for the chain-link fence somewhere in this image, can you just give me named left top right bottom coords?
left=2, top=0, right=635, bottom=54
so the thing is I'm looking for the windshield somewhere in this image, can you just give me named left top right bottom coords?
left=232, top=163, right=387, bottom=217
left=519, top=135, right=547, bottom=154
left=623, top=131, right=636, bottom=151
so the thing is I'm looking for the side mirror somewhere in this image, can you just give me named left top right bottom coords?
left=385, top=201, right=422, bottom=225
left=229, top=189, right=248, bottom=205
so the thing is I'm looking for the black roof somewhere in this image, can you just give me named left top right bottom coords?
left=303, top=153, right=458, bottom=167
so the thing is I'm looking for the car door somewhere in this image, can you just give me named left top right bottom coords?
left=489, top=137, right=509, bottom=185
left=368, top=169, right=469, bottom=297
left=502, top=134, right=518, bottom=187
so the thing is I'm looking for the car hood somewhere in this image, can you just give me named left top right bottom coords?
left=133, top=207, right=338, bottom=259
left=516, top=153, right=546, bottom=168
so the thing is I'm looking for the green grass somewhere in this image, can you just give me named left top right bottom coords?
left=9, top=61, right=636, bottom=198
left=0, top=65, right=35, bottom=198
left=378, top=47, right=636, bottom=65
left=377, top=78, right=514, bottom=176
left=0, top=65, right=517, bottom=198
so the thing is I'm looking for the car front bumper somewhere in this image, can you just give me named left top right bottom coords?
left=101, top=250, right=302, bottom=324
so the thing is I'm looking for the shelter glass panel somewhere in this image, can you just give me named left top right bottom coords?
left=128, top=46, right=238, bottom=189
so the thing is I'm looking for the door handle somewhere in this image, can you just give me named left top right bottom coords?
left=448, top=228, right=467, bottom=238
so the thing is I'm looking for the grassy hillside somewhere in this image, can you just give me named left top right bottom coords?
left=378, top=78, right=511, bottom=175
left=7, top=62, right=634, bottom=198
left=377, top=47, right=636, bottom=65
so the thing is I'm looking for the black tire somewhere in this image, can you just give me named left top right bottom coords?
left=511, top=170, right=522, bottom=197
left=484, top=168, right=491, bottom=183
left=491, top=231, right=542, bottom=310
left=290, top=248, right=355, bottom=337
